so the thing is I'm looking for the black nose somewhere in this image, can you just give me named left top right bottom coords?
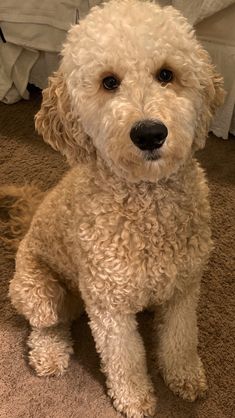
left=130, top=119, right=168, bottom=151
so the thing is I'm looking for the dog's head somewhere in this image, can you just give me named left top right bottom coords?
left=35, top=0, right=224, bottom=182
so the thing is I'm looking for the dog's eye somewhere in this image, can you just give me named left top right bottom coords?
left=157, top=69, right=173, bottom=83
left=102, top=75, right=120, bottom=91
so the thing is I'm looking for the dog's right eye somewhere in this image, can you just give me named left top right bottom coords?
left=157, top=69, right=174, bottom=84
left=102, top=76, right=120, bottom=91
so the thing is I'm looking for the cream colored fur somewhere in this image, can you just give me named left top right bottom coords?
left=9, top=1, right=224, bottom=417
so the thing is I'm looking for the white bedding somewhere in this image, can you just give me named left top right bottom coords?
left=172, top=0, right=235, bottom=24
left=0, top=0, right=80, bottom=103
left=0, top=0, right=79, bottom=31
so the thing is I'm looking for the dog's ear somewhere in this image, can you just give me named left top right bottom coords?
left=193, top=47, right=225, bottom=150
left=35, top=70, right=96, bottom=166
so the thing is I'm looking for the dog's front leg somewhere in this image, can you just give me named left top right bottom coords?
left=88, top=310, right=156, bottom=418
left=156, top=284, right=207, bottom=401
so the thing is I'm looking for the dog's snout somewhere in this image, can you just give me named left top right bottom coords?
left=130, top=120, right=168, bottom=151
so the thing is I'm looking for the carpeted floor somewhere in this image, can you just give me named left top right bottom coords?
left=0, top=89, right=234, bottom=418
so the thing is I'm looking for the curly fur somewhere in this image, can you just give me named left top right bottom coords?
left=0, top=184, right=44, bottom=258
left=8, top=1, right=224, bottom=417
left=35, top=70, right=96, bottom=166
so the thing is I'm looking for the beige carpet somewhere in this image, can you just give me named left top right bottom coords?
left=0, top=89, right=234, bottom=418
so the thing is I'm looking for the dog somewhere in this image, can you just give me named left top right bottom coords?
left=8, top=1, right=224, bottom=417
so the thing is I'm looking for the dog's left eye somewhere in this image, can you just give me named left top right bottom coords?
left=102, top=75, right=120, bottom=91
left=157, top=69, right=173, bottom=83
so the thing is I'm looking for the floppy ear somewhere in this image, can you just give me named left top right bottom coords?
left=35, top=70, right=96, bottom=166
left=193, top=47, right=225, bottom=150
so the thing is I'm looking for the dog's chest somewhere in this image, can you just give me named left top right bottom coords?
left=77, top=181, right=210, bottom=311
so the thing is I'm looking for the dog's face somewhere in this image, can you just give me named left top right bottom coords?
left=60, top=0, right=224, bottom=182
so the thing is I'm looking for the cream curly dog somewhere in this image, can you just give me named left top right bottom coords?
left=9, top=0, right=224, bottom=417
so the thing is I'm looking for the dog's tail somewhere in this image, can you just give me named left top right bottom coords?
left=0, top=184, right=45, bottom=258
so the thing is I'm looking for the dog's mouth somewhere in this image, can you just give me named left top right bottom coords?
left=143, top=150, right=161, bottom=161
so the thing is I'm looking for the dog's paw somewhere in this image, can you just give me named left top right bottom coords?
left=110, top=385, right=157, bottom=418
left=27, top=325, right=73, bottom=377
left=164, top=360, right=208, bottom=402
